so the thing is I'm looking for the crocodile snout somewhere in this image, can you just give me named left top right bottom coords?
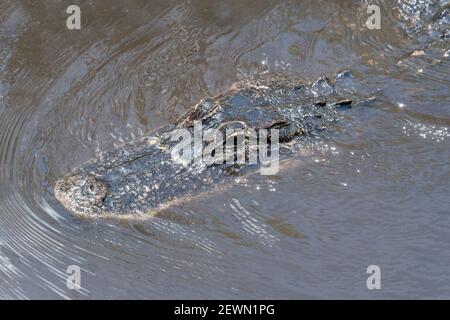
left=55, top=174, right=107, bottom=216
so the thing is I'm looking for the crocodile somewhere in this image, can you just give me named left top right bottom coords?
left=54, top=71, right=365, bottom=219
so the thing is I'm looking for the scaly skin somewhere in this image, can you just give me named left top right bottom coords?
left=54, top=71, right=360, bottom=218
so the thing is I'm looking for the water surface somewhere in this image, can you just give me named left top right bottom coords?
left=0, top=0, right=449, bottom=299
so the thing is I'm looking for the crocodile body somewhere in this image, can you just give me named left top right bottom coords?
left=54, top=71, right=361, bottom=218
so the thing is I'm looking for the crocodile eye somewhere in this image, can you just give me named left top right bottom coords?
left=191, top=98, right=215, bottom=119
left=201, top=99, right=213, bottom=110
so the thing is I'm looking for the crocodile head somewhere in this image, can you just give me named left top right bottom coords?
left=54, top=174, right=108, bottom=217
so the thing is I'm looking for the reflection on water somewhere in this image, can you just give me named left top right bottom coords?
left=0, top=0, right=449, bottom=298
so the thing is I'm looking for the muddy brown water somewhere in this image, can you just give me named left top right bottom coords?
left=0, top=0, right=449, bottom=299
